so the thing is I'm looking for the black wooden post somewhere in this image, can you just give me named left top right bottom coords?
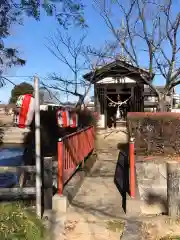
left=42, top=157, right=53, bottom=212
left=104, top=85, right=107, bottom=129
left=130, top=86, right=134, bottom=112
left=94, top=84, right=98, bottom=113
left=167, top=161, right=180, bottom=217
left=140, top=84, right=144, bottom=112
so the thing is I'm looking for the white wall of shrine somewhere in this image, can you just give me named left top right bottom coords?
left=97, top=114, right=105, bottom=128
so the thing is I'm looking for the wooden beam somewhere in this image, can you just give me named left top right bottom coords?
left=42, top=157, right=52, bottom=210
left=0, top=187, right=36, bottom=197
left=106, top=91, right=131, bottom=94
left=0, top=160, right=57, bottom=173
left=0, top=166, right=36, bottom=173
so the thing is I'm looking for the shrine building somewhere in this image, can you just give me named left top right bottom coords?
left=83, top=59, right=154, bottom=129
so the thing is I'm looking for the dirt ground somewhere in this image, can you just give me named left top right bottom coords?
left=0, top=114, right=13, bottom=125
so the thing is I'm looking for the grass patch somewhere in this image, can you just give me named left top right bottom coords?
left=105, top=219, right=124, bottom=233
left=160, top=237, right=180, bottom=240
left=0, top=202, right=47, bottom=240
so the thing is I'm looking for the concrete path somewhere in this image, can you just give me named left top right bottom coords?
left=63, top=127, right=128, bottom=240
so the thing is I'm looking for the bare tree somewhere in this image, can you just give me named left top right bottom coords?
left=45, top=30, right=88, bottom=103
left=39, top=87, right=61, bottom=104
left=44, top=29, right=114, bottom=108
left=94, top=0, right=180, bottom=111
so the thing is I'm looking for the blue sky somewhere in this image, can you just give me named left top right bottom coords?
left=1, top=2, right=110, bottom=103
left=0, top=1, right=179, bottom=103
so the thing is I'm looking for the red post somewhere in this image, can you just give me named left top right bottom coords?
left=75, top=134, right=78, bottom=164
left=89, top=126, right=94, bottom=151
left=129, top=137, right=135, bottom=198
left=81, top=132, right=85, bottom=168
left=58, top=139, right=63, bottom=195
left=89, top=127, right=92, bottom=151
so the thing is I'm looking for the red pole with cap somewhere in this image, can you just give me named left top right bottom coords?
left=129, top=137, right=135, bottom=198
left=58, top=138, right=63, bottom=195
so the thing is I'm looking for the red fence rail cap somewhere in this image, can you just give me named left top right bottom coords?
left=127, top=112, right=180, bottom=119
left=58, top=125, right=94, bottom=142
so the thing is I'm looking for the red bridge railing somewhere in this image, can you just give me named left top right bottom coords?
left=57, top=126, right=94, bottom=195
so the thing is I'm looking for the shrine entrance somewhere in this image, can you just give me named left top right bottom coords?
left=94, top=82, right=138, bottom=128
left=106, top=93, right=131, bottom=128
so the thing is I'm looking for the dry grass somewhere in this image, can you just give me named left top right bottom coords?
left=105, top=219, right=124, bottom=234
left=160, top=237, right=180, bottom=240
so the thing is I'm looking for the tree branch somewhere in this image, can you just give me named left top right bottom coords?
left=46, top=30, right=89, bottom=101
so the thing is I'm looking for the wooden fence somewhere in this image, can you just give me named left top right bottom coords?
left=0, top=157, right=53, bottom=216
left=0, top=126, right=95, bottom=217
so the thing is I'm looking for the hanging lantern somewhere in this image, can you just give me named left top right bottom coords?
left=56, top=109, right=78, bottom=128
left=69, top=111, right=78, bottom=128
left=14, top=94, right=35, bottom=128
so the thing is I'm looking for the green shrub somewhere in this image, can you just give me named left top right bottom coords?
left=77, top=108, right=98, bottom=137
left=77, top=108, right=97, bottom=128
left=0, top=202, right=46, bottom=240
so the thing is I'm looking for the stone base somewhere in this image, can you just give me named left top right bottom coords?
left=126, top=198, right=142, bottom=216
left=43, top=209, right=66, bottom=240
left=52, top=194, right=69, bottom=213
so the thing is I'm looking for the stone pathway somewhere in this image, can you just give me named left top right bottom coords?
left=62, top=128, right=128, bottom=240
left=52, top=127, right=180, bottom=240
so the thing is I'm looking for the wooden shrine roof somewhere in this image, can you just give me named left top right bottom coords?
left=83, top=60, right=155, bottom=84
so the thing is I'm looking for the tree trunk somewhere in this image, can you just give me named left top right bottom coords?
left=158, top=99, right=167, bottom=112
left=157, top=94, right=171, bottom=112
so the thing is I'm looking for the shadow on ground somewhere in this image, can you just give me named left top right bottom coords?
left=145, top=192, right=168, bottom=215
left=114, top=142, right=130, bottom=213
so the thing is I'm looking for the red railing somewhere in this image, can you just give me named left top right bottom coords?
left=57, top=126, right=95, bottom=195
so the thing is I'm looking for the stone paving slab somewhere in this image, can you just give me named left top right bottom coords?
left=121, top=220, right=142, bottom=240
